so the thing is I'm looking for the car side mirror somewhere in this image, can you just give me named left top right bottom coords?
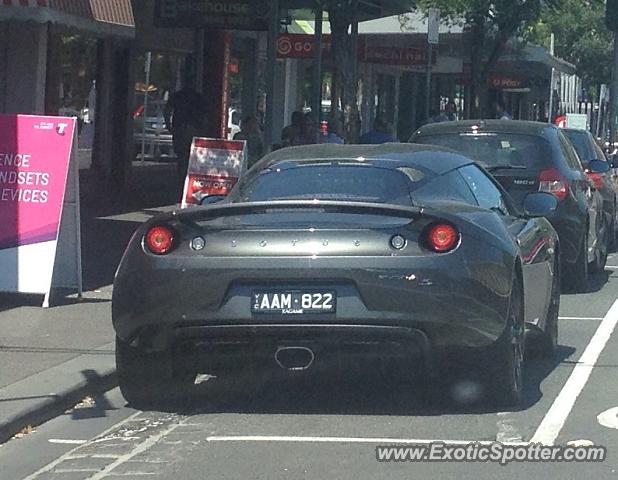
left=200, top=195, right=227, bottom=206
left=587, top=159, right=610, bottom=174
left=523, top=192, right=558, bottom=218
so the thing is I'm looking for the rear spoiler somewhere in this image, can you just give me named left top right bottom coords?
left=157, top=200, right=424, bottom=226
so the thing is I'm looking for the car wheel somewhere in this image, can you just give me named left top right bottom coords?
left=591, top=221, right=608, bottom=273
left=488, top=277, right=524, bottom=408
left=568, top=230, right=589, bottom=292
left=540, top=259, right=560, bottom=357
left=609, top=215, right=616, bottom=252
left=116, top=336, right=178, bottom=409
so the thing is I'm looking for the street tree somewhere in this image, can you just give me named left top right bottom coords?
left=527, top=0, right=611, bottom=101
left=315, top=0, right=361, bottom=142
left=407, top=0, right=556, bottom=118
left=317, top=0, right=415, bottom=142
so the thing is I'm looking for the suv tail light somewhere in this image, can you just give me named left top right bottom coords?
left=145, top=226, right=175, bottom=255
left=539, top=168, right=569, bottom=201
left=424, top=223, right=460, bottom=253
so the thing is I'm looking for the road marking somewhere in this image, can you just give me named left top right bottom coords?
left=597, top=407, right=618, bottom=430
left=48, top=439, right=87, bottom=445
left=530, top=298, right=618, bottom=446
left=558, top=316, right=603, bottom=320
left=206, top=435, right=527, bottom=446
left=21, top=412, right=143, bottom=480
left=85, top=421, right=181, bottom=480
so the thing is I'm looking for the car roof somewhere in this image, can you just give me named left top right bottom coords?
left=413, top=119, right=558, bottom=137
left=258, top=143, right=473, bottom=176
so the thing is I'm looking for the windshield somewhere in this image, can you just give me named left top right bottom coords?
left=416, top=133, right=553, bottom=171
left=235, top=164, right=417, bottom=206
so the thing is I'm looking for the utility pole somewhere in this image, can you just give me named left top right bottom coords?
left=425, top=8, right=440, bottom=121
left=548, top=33, right=555, bottom=123
left=606, top=0, right=618, bottom=148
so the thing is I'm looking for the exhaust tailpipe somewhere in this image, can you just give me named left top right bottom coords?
left=275, top=346, right=315, bottom=371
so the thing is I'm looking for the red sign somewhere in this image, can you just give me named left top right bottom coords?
left=554, top=115, right=567, bottom=128
left=277, top=34, right=332, bottom=58
left=182, top=138, right=247, bottom=207
left=361, top=46, right=435, bottom=66
left=490, top=76, right=524, bottom=89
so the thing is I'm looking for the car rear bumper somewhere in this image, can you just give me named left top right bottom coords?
left=172, top=323, right=437, bottom=377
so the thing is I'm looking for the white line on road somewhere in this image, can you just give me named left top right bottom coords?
left=21, top=412, right=142, bottom=480
left=558, top=317, right=603, bottom=320
left=206, top=435, right=527, bottom=446
left=85, top=421, right=182, bottom=480
left=530, top=298, right=618, bottom=446
left=48, top=439, right=87, bottom=445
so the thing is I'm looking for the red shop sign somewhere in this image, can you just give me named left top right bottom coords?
left=277, top=34, right=332, bottom=59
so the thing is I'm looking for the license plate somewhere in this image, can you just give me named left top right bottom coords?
left=251, top=290, right=336, bottom=314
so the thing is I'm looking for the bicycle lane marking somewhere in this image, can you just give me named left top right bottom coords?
left=530, top=298, right=618, bottom=446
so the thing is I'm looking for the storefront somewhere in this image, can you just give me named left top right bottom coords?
left=0, top=0, right=135, bottom=188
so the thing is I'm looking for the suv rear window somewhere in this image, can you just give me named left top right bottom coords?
left=563, top=130, right=595, bottom=164
left=415, top=133, right=553, bottom=171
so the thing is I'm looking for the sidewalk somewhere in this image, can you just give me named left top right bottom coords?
left=0, top=162, right=178, bottom=444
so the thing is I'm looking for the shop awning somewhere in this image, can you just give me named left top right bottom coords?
left=0, top=0, right=135, bottom=38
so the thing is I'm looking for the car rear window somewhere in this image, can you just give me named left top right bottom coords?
left=563, top=130, right=595, bottom=164
left=416, top=133, right=553, bottom=171
left=237, top=165, right=416, bottom=205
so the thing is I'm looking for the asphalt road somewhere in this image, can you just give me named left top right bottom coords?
left=2, top=258, right=618, bottom=480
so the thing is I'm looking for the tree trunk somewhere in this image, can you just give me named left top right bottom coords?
left=328, top=2, right=360, bottom=143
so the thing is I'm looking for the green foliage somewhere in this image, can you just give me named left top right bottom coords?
left=409, top=0, right=557, bottom=116
left=527, top=0, right=612, bottom=95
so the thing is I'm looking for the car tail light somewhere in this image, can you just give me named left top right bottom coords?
left=425, top=223, right=459, bottom=253
left=145, top=226, right=175, bottom=255
left=586, top=171, right=604, bottom=190
left=539, top=168, right=569, bottom=201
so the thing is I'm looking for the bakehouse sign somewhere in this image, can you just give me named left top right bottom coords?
left=155, top=0, right=269, bottom=30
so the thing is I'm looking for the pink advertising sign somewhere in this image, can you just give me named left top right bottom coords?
left=0, top=115, right=75, bottom=249
left=0, top=114, right=77, bottom=296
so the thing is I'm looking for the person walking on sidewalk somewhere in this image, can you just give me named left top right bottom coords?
left=234, top=115, right=264, bottom=169
left=360, top=116, right=398, bottom=144
left=165, top=76, right=208, bottom=187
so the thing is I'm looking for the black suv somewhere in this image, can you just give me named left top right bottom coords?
left=411, top=120, right=609, bottom=291
left=562, top=128, right=617, bottom=251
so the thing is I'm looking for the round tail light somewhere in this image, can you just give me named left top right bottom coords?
left=145, top=226, right=175, bottom=255
left=426, top=223, right=459, bottom=253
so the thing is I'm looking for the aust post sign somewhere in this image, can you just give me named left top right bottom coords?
left=0, top=114, right=82, bottom=305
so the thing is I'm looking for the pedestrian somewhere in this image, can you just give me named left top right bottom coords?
left=301, top=112, right=318, bottom=144
left=321, top=119, right=344, bottom=144
left=281, top=111, right=304, bottom=147
left=359, top=116, right=398, bottom=144
left=444, top=101, right=458, bottom=121
left=494, top=100, right=512, bottom=120
left=234, top=115, right=264, bottom=169
left=164, top=76, right=208, bottom=187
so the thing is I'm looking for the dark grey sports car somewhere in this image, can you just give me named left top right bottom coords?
left=112, top=144, right=560, bottom=408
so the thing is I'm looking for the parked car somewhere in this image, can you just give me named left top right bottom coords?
left=410, top=120, right=609, bottom=291
left=562, top=128, right=617, bottom=250
left=113, top=144, right=560, bottom=408
left=133, top=99, right=174, bottom=161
